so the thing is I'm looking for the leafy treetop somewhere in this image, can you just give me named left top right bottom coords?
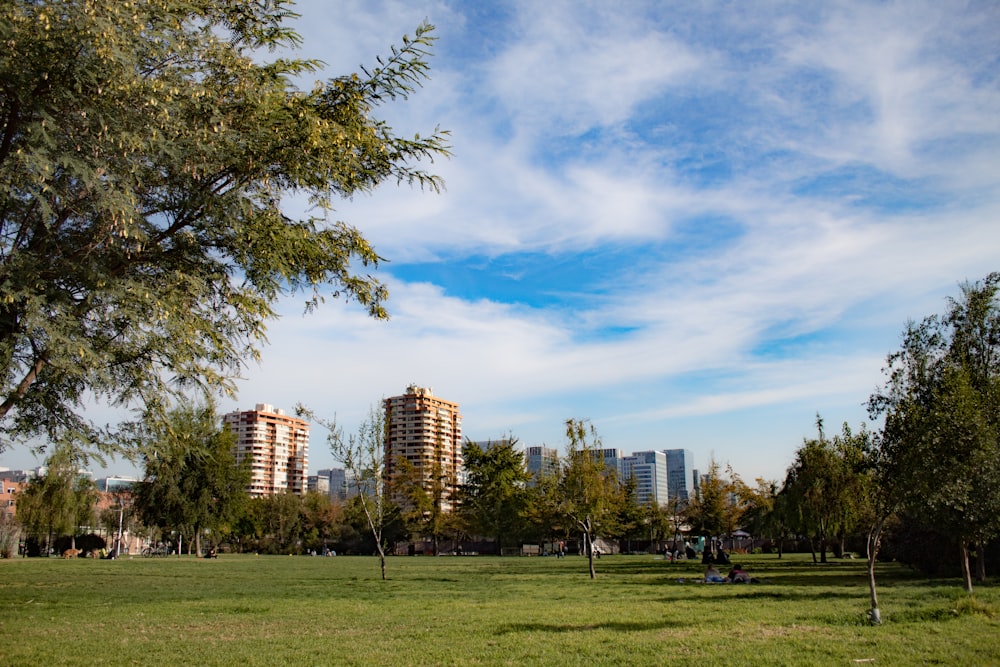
left=0, top=0, right=449, bottom=455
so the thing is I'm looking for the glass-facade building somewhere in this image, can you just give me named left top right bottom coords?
left=622, top=450, right=669, bottom=506
left=664, top=448, right=695, bottom=501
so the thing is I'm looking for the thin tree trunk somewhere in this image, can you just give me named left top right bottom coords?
left=866, top=518, right=885, bottom=625
left=586, top=532, right=596, bottom=579
left=975, top=543, right=986, bottom=583
left=360, top=495, right=386, bottom=580
left=960, top=541, right=974, bottom=594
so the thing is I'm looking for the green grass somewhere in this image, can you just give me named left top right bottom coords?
left=1, top=553, right=997, bottom=666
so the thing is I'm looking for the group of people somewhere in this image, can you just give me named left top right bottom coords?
left=702, top=543, right=731, bottom=565
left=663, top=542, right=698, bottom=562
left=704, top=562, right=753, bottom=584
left=663, top=541, right=738, bottom=567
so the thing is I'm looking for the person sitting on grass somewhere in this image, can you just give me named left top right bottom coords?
left=704, top=564, right=726, bottom=583
left=727, top=563, right=751, bottom=583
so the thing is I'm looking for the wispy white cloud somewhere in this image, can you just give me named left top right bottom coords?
left=484, top=1, right=704, bottom=138
left=225, top=0, right=1000, bottom=483
left=7, top=1, right=995, bottom=483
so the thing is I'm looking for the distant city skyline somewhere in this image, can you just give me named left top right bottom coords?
left=3, top=1, right=999, bottom=485
left=3, top=421, right=710, bottom=493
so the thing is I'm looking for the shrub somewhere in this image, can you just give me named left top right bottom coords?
left=0, top=514, right=20, bottom=558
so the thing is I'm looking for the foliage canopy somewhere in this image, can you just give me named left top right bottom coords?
left=15, top=443, right=98, bottom=551
left=0, top=0, right=449, bottom=454
left=460, top=437, right=530, bottom=552
left=869, top=272, right=1000, bottom=593
left=132, top=401, right=250, bottom=556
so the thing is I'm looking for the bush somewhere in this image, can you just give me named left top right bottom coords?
left=53, top=534, right=106, bottom=556
left=0, top=514, right=20, bottom=558
left=881, top=513, right=1000, bottom=577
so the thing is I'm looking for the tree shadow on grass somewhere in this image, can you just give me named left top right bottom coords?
left=652, top=587, right=860, bottom=604
left=495, top=618, right=687, bottom=635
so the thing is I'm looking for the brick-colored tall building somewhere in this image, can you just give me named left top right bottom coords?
left=223, top=403, right=309, bottom=498
left=1, top=477, right=24, bottom=521
left=384, top=385, right=462, bottom=513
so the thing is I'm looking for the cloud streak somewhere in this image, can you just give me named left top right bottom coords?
left=6, top=1, right=996, bottom=484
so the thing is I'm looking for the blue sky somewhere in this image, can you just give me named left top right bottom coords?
left=4, top=0, right=999, bottom=483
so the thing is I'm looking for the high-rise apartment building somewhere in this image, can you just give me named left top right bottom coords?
left=384, top=385, right=462, bottom=513
left=623, top=450, right=669, bottom=506
left=223, top=403, right=309, bottom=498
left=664, top=448, right=695, bottom=501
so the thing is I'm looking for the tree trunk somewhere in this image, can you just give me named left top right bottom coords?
left=975, top=543, right=986, bottom=583
left=586, top=532, right=596, bottom=579
left=194, top=525, right=202, bottom=558
left=866, top=519, right=884, bottom=625
left=960, top=541, right=974, bottom=594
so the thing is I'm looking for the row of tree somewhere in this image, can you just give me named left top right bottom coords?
left=12, top=268, right=1000, bottom=625
left=315, top=273, right=1000, bottom=621
left=12, top=276, right=1000, bottom=582
left=10, top=408, right=746, bottom=568
left=1, top=1, right=995, bottom=627
left=772, top=274, right=1000, bottom=622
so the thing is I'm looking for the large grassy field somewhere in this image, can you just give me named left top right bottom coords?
left=1, top=552, right=997, bottom=666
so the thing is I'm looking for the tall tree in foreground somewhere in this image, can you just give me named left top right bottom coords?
left=559, top=419, right=618, bottom=579
left=394, top=438, right=455, bottom=556
left=522, top=471, right=566, bottom=549
left=739, top=478, right=780, bottom=550
left=869, top=273, right=1000, bottom=596
left=781, top=418, right=866, bottom=564
left=255, top=493, right=304, bottom=555
left=15, top=443, right=97, bottom=554
left=685, top=458, right=727, bottom=542
left=316, top=405, right=393, bottom=580
left=0, top=1, right=449, bottom=458
left=132, top=401, right=250, bottom=556
left=460, top=437, right=530, bottom=554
